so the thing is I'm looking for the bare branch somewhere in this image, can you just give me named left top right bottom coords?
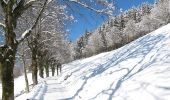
left=71, top=1, right=103, bottom=13
left=24, top=0, right=36, bottom=10
left=70, top=1, right=113, bottom=16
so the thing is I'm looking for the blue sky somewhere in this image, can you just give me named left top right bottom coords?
left=68, top=0, right=155, bottom=41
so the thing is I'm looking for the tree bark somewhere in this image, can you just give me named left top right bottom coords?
left=51, top=67, right=55, bottom=76
left=1, top=49, right=16, bottom=100
left=39, top=65, right=44, bottom=78
left=22, top=57, right=29, bottom=93
left=0, top=62, right=2, bottom=80
left=45, top=65, right=49, bottom=77
left=0, top=2, right=17, bottom=100
left=32, top=51, right=38, bottom=85
left=57, top=67, right=59, bottom=76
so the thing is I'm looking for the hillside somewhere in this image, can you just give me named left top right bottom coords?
left=16, top=23, right=170, bottom=100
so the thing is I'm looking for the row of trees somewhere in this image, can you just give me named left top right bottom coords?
left=0, top=0, right=115, bottom=99
left=73, top=0, right=170, bottom=59
left=0, top=0, right=72, bottom=99
left=16, top=0, right=72, bottom=86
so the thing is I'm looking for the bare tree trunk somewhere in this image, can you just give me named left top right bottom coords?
left=52, top=71, right=55, bottom=76
left=1, top=51, right=15, bottom=100
left=0, top=0, right=49, bottom=99
left=45, top=65, right=49, bottom=77
left=57, top=63, right=61, bottom=76
left=38, top=60, right=43, bottom=78
left=23, top=57, right=29, bottom=93
left=32, top=52, right=38, bottom=85
left=0, top=2, right=17, bottom=99
left=57, top=67, right=59, bottom=76
left=39, top=65, right=44, bottom=78
left=1, top=46, right=16, bottom=100
left=51, top=67, right=55, bottom=76
left=0, top=62, right=2, bottom=80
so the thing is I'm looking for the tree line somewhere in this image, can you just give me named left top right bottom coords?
left=72, top=0, right=170, bottom=59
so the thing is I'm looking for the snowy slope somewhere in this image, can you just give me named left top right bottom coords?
left=17, top=23, right=170, bottom=100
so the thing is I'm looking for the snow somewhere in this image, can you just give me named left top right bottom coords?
left=0, top=23, right=5, bottom=28
left=26, top=0, right=36, bottom=4
left=47, top=0, right=53, bottom=4
left=2, top=0, right=9, bottom=4
left=21, top=29, right=31, bottom=39
left=2, top=23, right=170, bottom=99
left=17, top=80, right=47, bottom=100
left=0, top=73, right=45, bottom=99
left=0, top=73, right=31, bottom=99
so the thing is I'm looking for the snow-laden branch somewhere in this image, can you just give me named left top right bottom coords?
left=2, top=0, right=8, bottom=4
left=24, top=0, right=36, bottom=9
left=17, top=0, right=50, bottom=45
left=17, top=28, right=32, bottom=44
left=40, top=37, right=57, bottom=44
left=47, top=0, right=53, bottom=4
left=0, top=22, right=6, bottom=30
left=0, top=22, right=5, bottom=27
left=12, top=0, right=37, bottom=28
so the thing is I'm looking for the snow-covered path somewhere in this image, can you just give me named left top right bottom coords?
left=42, top=77, right=67, bottom=100
left=16, top=24, right=170, bottom=100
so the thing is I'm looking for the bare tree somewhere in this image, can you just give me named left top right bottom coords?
left=0, top=0, right=115, bottom=99
left=0, top=0, right=49, bottom=99
left=17, top=41, right=30, bottom=93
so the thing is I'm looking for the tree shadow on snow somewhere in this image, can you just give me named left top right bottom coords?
left=60, top=34, right=170, bottom=100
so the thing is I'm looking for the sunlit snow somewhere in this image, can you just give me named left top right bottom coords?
left=1, top=24, right=170, bottom=100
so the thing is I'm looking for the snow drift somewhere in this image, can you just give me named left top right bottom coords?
left=17, top=24, right=170, bottom=100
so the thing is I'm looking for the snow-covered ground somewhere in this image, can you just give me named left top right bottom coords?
left=3, top=23, right=170, bottom=100
left=0, top=73, right=32, bottom=99
left=0, top=73, right=45, bottom=99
